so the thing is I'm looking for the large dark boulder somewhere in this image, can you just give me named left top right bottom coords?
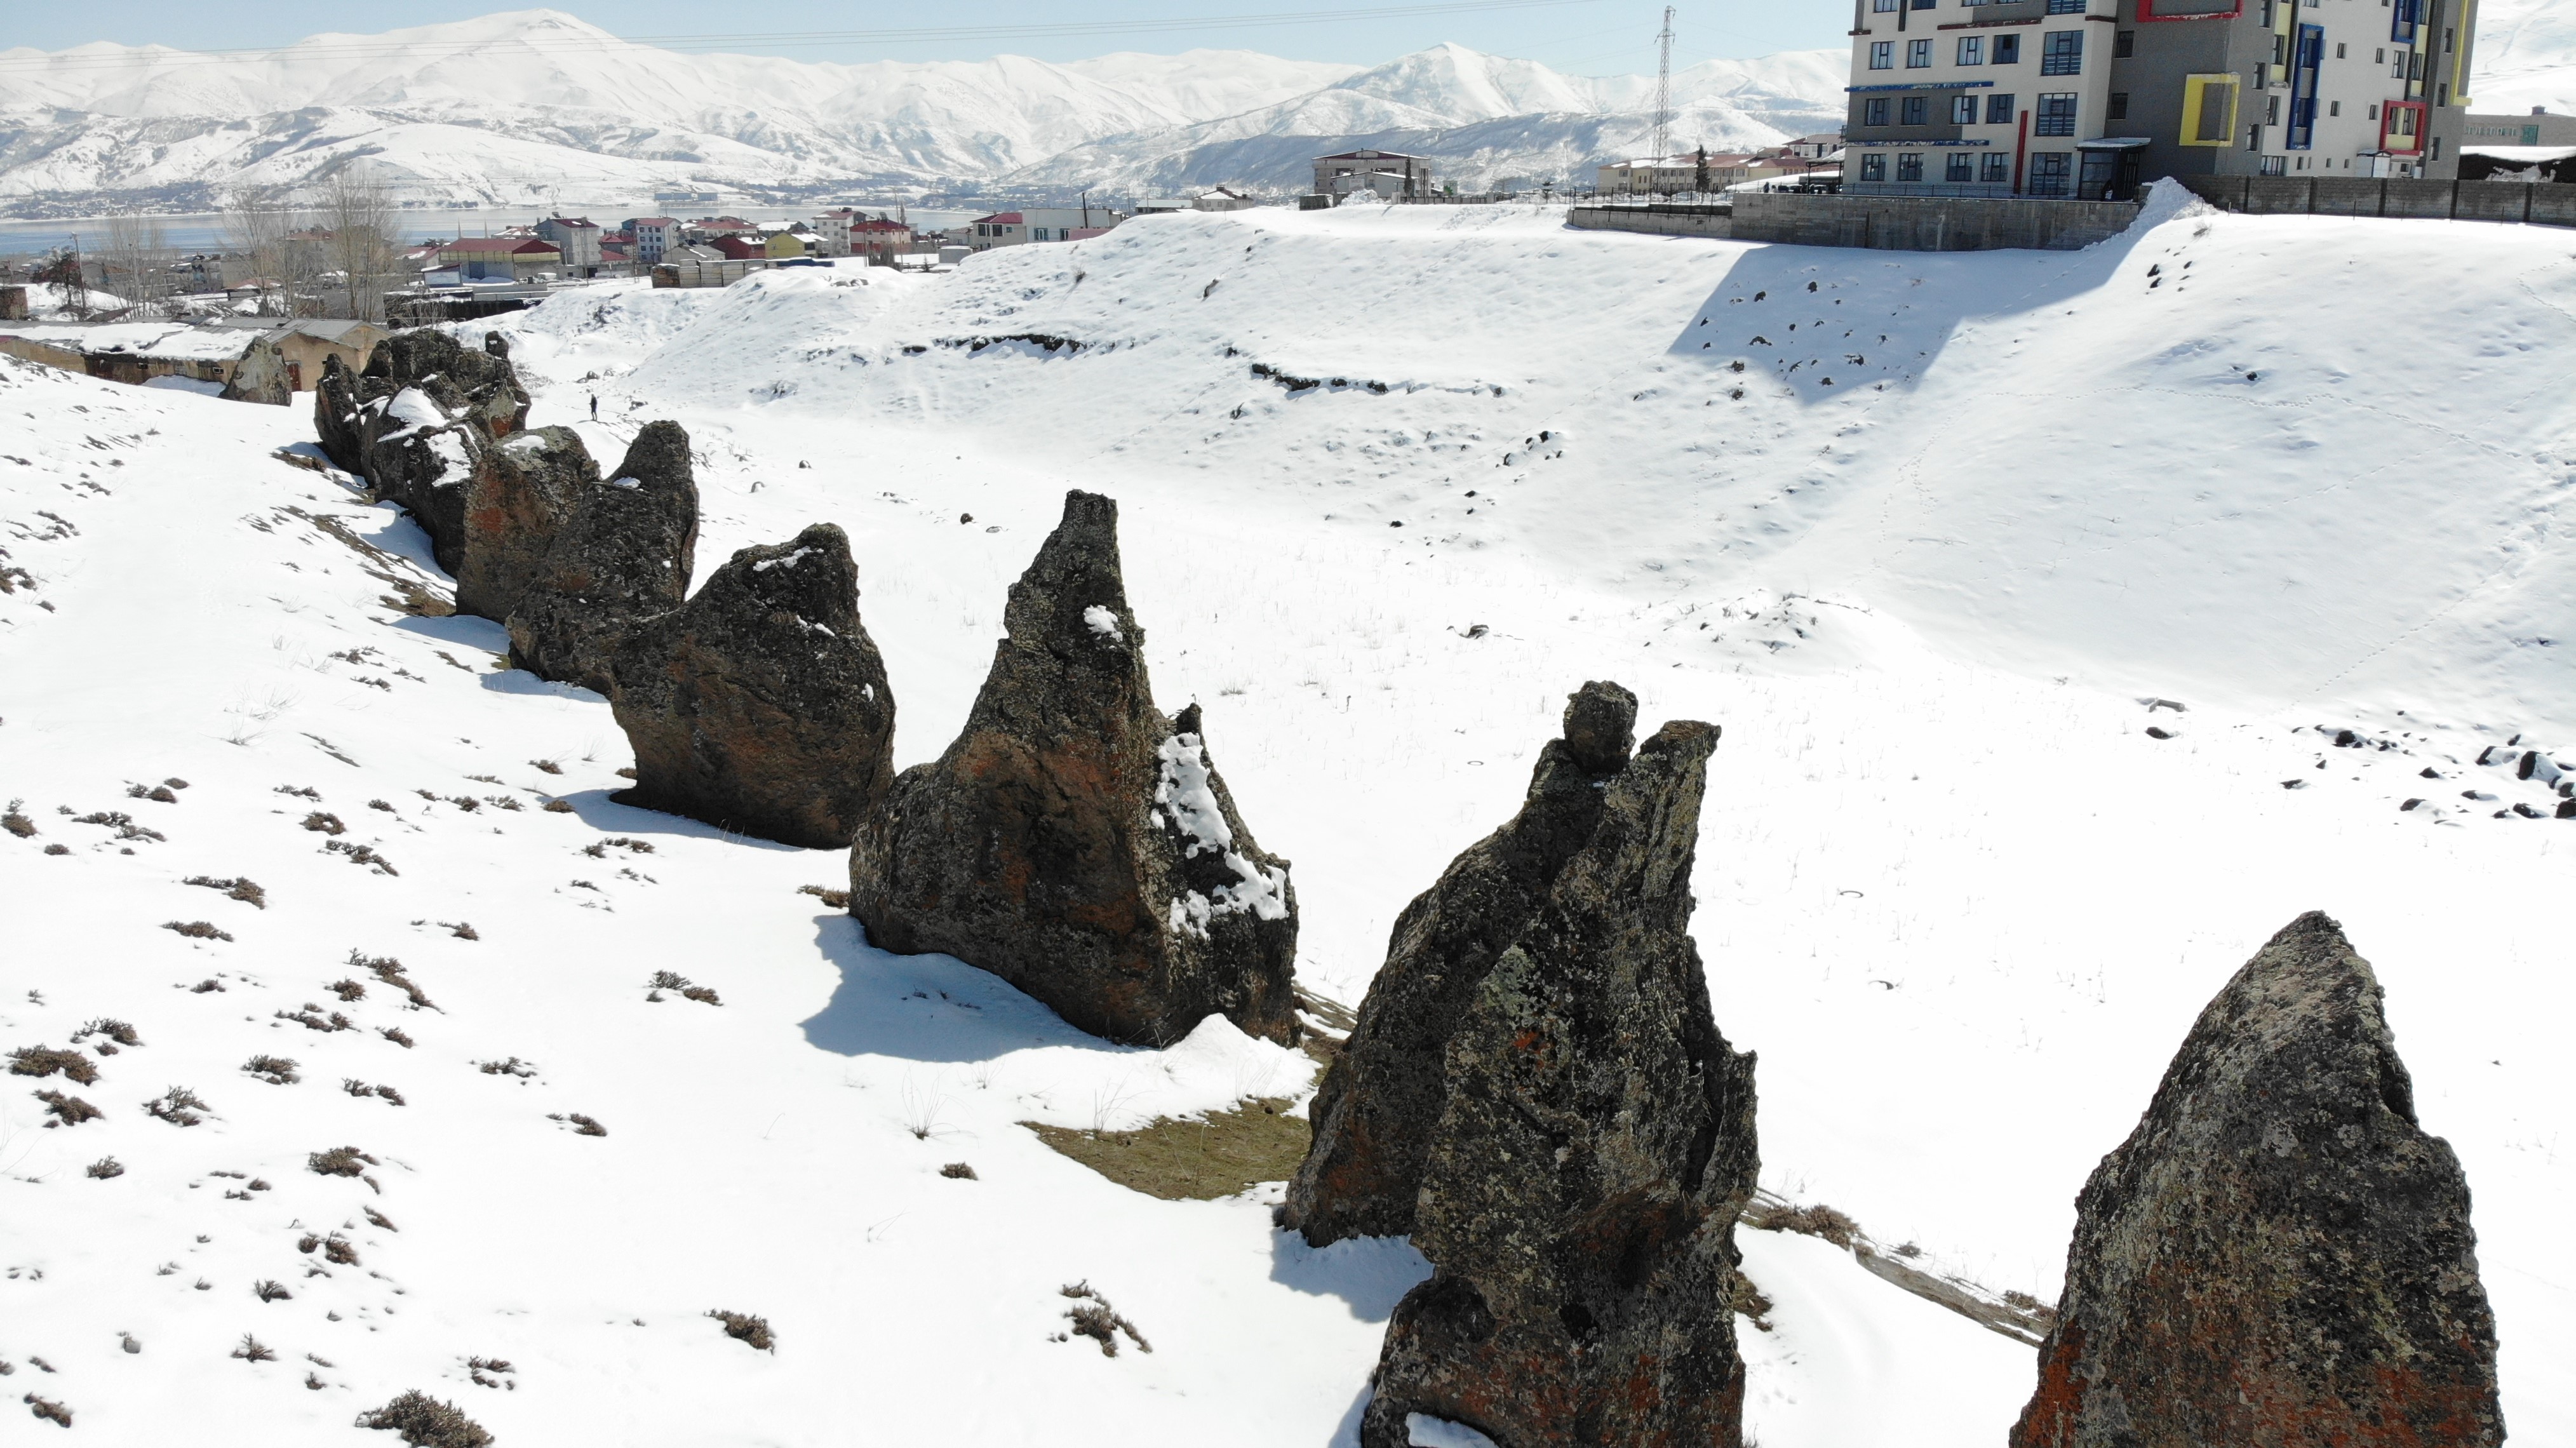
left=455, top=426, right=598, bottom=621
left=506, top=422, right=699, bottom=694
left=359, top=328, right=529, bottom=439
left=607, top=523, right=895, bottom=849
left=317, top=328, right=537, bottom=572
left=314, top=352, right=366, bottom=473
left=1363, top=717, right=1755, bottom=1448
left=849, top=490, right=1299, bottom=1047
left=2011, top=911, right=2503, bottom=1448
left=1282, top=681, right=1639, bottom=1247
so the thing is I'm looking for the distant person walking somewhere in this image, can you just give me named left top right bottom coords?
left=589, top=394, right=598, bottom=420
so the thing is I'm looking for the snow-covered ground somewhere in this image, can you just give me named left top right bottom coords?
left=2, top=191, right=2569, bottom=1444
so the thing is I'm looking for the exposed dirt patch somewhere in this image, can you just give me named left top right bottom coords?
left=1025, top=1097, right=1307, bottom=1201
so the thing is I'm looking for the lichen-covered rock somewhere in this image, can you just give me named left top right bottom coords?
left=359, top=328, right=529, bottom=440
left=1282, top=681, right=1639, bottom=1248
left=849, top=490, right=1299, bottom=1047
left=314, top=352, right=366, bottom=474
left=315, top=329, right=535, bottom=571
left=454, top=426, right=598, bottom=621
left=1363, top=717, right=1755, bottom=1448
left=2011, top=911, right=2503, bottom=1448
left=607, top=523, right=894, bottom=849
left=506, top=422, right=699, bottom=694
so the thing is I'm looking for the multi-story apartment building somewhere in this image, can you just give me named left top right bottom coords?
left=1842, top=0, right=2478, bottom=200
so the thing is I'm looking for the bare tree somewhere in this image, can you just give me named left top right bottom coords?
left=98, top=212, right=171, bottom=319
left=316, top=171, right=399, bottom=324
left=220, top=189, right=299, bottom=318
left=36, top=245, right=92, bottom=320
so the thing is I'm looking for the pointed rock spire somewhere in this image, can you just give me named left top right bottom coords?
left=2011, top=911, right=2503, bottom=1448
left=1363, top=715, right=1756, bottom=1448
left=849, top=490, right=1299, bottom=1047
left=505, top=422, right=699, bottom=694
left=1282, top=680, right=1640, bottom=1248
left=604, top=522, right=892, bottom=850
left=455, top=426, right=597, bottom=622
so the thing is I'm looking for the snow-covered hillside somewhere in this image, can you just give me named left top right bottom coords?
left=3, top=194, right=2570, bottom=1445
left=2474, top=0, right=2576, bottom=116
left=0, top=10, right=1841, bottom=209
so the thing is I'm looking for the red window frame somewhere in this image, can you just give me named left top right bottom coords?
left=2381, top=99, right=2427, bottom=154
left=2138, top=0, right=2242, bottom=19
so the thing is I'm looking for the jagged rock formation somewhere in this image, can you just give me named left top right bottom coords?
left=505, top=422, right=699, bottom=694
left=1362, top=716, right=1756, bottom=1448
left=2011, top=911, right=2503, bottom=1448
left=849, top=490, right=1299, bottom=1047
left=606, top=523, right=894, bottom=849
left=1282, top=681, right=1640, bottom=1247
left=311, top=330, right=538, bottom=582
left=454, top=426, right=597, bottom=621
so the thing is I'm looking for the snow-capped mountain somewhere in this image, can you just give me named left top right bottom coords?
left=0, top=10, right=1841, bottom=210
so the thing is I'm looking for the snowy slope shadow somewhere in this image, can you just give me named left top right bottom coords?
left=1269, top=1227, right=1432, bottom=1323
left=1669, top=198, right=2170, bottom=405
left=800, top=912, right=1148, bottom=1063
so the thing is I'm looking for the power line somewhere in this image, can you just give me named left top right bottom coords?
left=0, top=0, right=1609, bottom=73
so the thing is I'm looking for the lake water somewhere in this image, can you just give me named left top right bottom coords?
left=0, top=206, right=989, bottom=258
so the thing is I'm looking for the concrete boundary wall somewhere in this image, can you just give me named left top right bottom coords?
left=2179, top=175, right=2576, bottom=227
left=1729, top=193, right=2143, bottom=253
left=1566, top=206, right=1734, bottom=239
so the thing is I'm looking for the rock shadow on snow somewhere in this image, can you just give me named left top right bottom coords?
left=1268, top=1229, right=1433, bottom=1324
left=799, top=915, right=1153, bottom=1066
left=547, top=790, right=802, bottom=852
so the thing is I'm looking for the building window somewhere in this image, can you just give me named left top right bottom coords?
left=1902, top=95, right=1929, bottom=125
left=1958, top=36, right=1985, bottom=65
left=2115, top=30, right=2135, bottom=58
left=2335, top=41, right=2345, bottom=58
left=2108, top=91, right=2129, bottom=120
left=2368, top=102, right=2380, bottom=119
left=1870, top=41, right=1894, bottom=69
left=2328, top=100, right=2340, bottom=116
left=1947, top=152, right=1976, bottom=181
left=2035, top=92, right=2079, bottom=136
left=1981, top=152, right=2012, bottom=182
left=1994, top=34, right=2022, bottom=64
left=1875, top=0, right=1897, bottom=9
left=2260, top=154, right=2286, bottom=175
left=1861, top=153, right=1889, bottom=182
left=1987, top=92, right=2017, bottom=123
left=2047, top=0, right=2084, bottom=11
left=1953, top=95, right=1980, bottom=123
left=1864, top=97, right=1892, bottom=126
left=2042, top=30, right=2084, bottom=74
left=1898, top=152, right=1926, bottom=181
left=1908, top=39, right=1933, bottom=67
left=2027, top=152, right=2070, bottom=195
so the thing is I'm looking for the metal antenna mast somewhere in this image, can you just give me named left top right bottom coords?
left=1650, top=6, right=1676, bottom=163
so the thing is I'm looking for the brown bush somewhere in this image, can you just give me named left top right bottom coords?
left=142, top=1086, right=209, bottom=1126
left=1059, top=1281, right=1152, bottom=1357
left=34, top=1090, right=100, bottom=1125
left=797, top=883, right=853, bottom=909
left=1743, top=1199, right=1862, bottom=1249
left=356, top=1390, right=492, bottom=1447
left=379, top=1028, right=415, bottom=1049
left=707, top=1310, right=774, bottom=1353
left=357, top=953, right=436, bottom=1010
left=232, top=1333, right=278, bottom=1360
left=184, top=875, right=267, bottom=909
left=84, top=1156, right=123, bottom=1179
left=73, top=1019, right=140, bottom=1047
left=568, top=1113, right=607, bottom=1137
left=245, top=1054, right=302, bottom=1084
left=940, top=1162, right=979, bottom=1180
left=2, top=800, right=36, bottom=838
left=25, top=1394, right=71, bottom=1426
left=542, top=799, right=575, bottom=814
left=302, top=812, right=346, bottom=835
left=253, top=1280, right=291, bottom=1303
left=8, top=1047, right=98, bottom=1086
left=308, top=1146, right=377, bottom=1177
left=163, top=920, right=234, bottom=942
left=330, top=979, right=367, bottom=1002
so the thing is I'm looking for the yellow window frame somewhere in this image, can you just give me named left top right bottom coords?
left=2181, top=73, right=2241, bottom=147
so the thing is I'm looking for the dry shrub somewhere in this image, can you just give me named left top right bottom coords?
left=568, top=1113, right=607, bottom=1137
left=797, top=883, right=852, bottom=909
left=357, top=1390, right=492, bottom=1447
left=365, top=1206, right=398, bottom=1233
left=529, top=759, right=563, bottom=775
left=84, top=1156, right=123, bottom=1179
left=142, top=1086, right=209, bottom=1126
left=302, top=812, right=346, bottom=835
left=939, top=1162, right=978, bottom=1180
left=185, top=875, right=267, bottom=909
left=73, top=1019, right=140, bottom=1047
left=330, top=979, right=368, bottom=1002
left=379, top=1027, right=415, bottom=1049
left=3, top=800, right=36, bottom=838
left=679, top=985, right=721, bottom=1007
left=8, top=1047, right=98, bottom=1086
left=476, top=1057, right=536, bottom=1078
left=542, top=799, right=575, bottom=814
left=25, top=1395, right=71, bottom=1426
left=1059, top=1281, right=1152, bottom=1357
left=1743, top=1199, right=1862, bottom=1249
left=244, top=1054, right=300, bottom=1085
left=234, top=1334, right=278, bottom=1361
left=356, top=953, right=436, bottom=1010
left=707, top=1310, right=774, bottom=1353
left=35, top=1090, right=101, bottom=1126
left=163, top=920, right=234, bottom=942
left=275, top=1007, right=356, bottom=1033
left=323, top=1237, right=361, bottom=1266
left=253, top=1280, right=291, bottom=1303
left=308, top=1145, right=377, bottom=1177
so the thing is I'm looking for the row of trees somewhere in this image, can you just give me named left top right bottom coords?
left=37, top=173, right=406, bottom=324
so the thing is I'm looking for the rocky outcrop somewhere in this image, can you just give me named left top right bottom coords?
left=505, top=422, right=699, bottom=694
left=314, top=352, right=366, bottom=474
left=454, top=426, right=598, bottom=621
left=362, top=328, right=529, bottom=440
left=2011, top=911, right=2503, bottom=1448
left=312, top=329, right=538, bottom=580
left=1282, top=681, right=1640, bottom=1248
left=849, top=490, right=1299, bottom=1047
left=1362, top=716, right=1755, bottom=1448
left=607, top=523, right=894, bottom=849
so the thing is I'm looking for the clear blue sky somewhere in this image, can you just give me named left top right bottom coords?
left=4, top=2, right=1851, bottom=76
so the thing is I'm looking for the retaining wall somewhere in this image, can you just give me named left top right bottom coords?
left=1731, top=192, right=2144, bottom=251
left=1566, top=205, right=1734, bottom=239
left=2178, top=175, right=2576, bottom=227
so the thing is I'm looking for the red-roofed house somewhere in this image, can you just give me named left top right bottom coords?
left=436, top=236, right=563, bottom=281
left=624, top=218, right=681, bottom=263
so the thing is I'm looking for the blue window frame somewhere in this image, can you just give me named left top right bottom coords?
left=2041, top=30, right=2083, bottom=74
left=1952, top=95, right=1980, bottom=123
left=1958, top=36, right=1985, bottom=65
left=1902, top=95, right=1930, bottom=125
left=2286, top=23, right=2324, bottom=149
left=1908, top=39, right=1933, bottom=67
left=1987, top=91, right=2017, bottom=123
left=1993, top=34, right=2022, bottom=64
left=1874, top=0, right=1898, bottom=9
left=1863, top=97, right=1892, bottom=126
left=1870, top=41, right=1894, bottom=69
left=1898, top=152, right=1925, bottom=181
left=2391, top=0, right=2419, bottom=43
